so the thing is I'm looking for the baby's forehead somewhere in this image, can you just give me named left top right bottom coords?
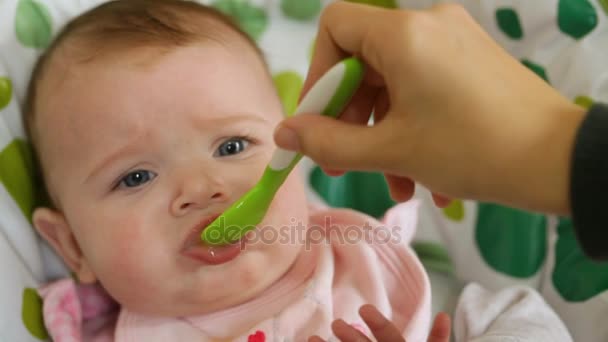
left=35, top=16, right=269, bottom=115
left=36, top=42, right=278, bottom=139
left=33, top=4, right=272, bottom=128
left=38, top=40, right=273, bottom=120
left=35, top=41, right=279, bottom=176
left=48, top=19, right=260, bottom=71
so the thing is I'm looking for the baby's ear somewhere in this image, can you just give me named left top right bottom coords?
left=32, top=208, right=96, bottom=284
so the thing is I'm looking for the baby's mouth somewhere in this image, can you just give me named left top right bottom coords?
left=181, top=214, right=245, bottom=265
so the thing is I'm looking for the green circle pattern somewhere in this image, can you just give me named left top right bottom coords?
left=22, top=288, right=48, bottom=340
left=0, top=140, right=39, bottom=221
left=475, top=203, right=547, bottom=278
left=575, top=95, right=594, bottom=109
left=273, top=71, right=303, bottom=116
left=557, top=0, right=598, bottom=39
left=309, top=169, right=395, bottom=219
left=15, top=0, right=53, bottom=49
left=600, top=0, right=608, bottom=15
left=281, top=0, right=321, bottom=21
left=412, top=241, right=454, bottom=275
left=212, top=0, right=268, bottom=41
left=0, top=77, right=12, bottom=110
left=552, top=218, right=608, bottom=302
left=443, top=200, right=464, bottom=222
left=345, top=0, right=397, bottom=8
left=496, top=8, right=524, bottom=39
left=521, top=59, right=549, bottom=83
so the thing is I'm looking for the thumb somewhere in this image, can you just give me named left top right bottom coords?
left=274, top=114, right=396, bottom=171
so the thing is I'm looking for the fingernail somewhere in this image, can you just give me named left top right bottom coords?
left=274, top=124, right=301, bottom=151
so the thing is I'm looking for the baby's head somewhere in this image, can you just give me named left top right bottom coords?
left=25, top=0, right=308, bottom=316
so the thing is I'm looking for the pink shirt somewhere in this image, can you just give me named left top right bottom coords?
left=39, top=201, right=431, bottom=341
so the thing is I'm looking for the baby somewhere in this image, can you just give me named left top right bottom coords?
left=24, top=0, right=431, bottom=340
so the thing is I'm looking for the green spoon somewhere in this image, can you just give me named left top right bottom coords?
left=201, top=57, right=364, bottom=245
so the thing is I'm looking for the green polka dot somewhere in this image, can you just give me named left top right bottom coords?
left=15, top=0, right=53, bottom=49
left=495, top=8, right=523, bottom=39
left=521, top=59, right=549, bottom=83
left=310, top=169, right=396, bottom=219
left=600, top=0, right=608, bottom=15
left=345, top=0, right=397, bottom=8
left=476, top=203, right=547, bottom=278
left=281, top=0, right=321, bottom=21
left=552, top=218, right=608, bottom=302
left=22, top=288, right=48, bottom=340
left=212, top=0, right=268, bottom=41
left=273, top=71, right=303, bottom=116
left=442, top=199, right=464, bottom=221
left=0, top=139, right=38, bottom=221
left=0, top=77, right=12, bottom=110
left=574, top=95, right=593, bottom=109
left=412, top=241, right=454, bottom=275
left=557, top=0, right=598, bottom=39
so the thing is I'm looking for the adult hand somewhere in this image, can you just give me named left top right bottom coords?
left=274, top=1, right=584, bottom=214
left=308, top=304, right=451, bottom=342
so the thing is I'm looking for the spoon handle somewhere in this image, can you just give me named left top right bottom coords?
left=268, top=57, right=365, bottom=173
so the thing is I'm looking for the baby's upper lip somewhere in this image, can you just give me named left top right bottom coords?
left=182, top=214, right=221, bottom=250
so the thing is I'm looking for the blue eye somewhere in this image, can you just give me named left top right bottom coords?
left=216, top=138, right=249, bottom=157
left=118, top=170, right=156, bottom=188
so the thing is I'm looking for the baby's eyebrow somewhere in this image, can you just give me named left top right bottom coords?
left=190, top=113, right=271, bottom=128
left=84, top=142, right=145, bottom=185
left=84, top=113, right=272, bottom=183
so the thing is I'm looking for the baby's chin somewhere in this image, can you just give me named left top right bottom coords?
left=118, top=240, right=304, bottom=317
left=189, top=241, right=304, bottom=314
left=205, top=242, right=303, bottom=313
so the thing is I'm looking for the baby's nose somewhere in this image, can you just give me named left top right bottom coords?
left=171, top=174, right=228, bottom=216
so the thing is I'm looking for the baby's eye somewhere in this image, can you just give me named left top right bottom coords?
left=216, top=137, right=250, bottom=157
left=118, top=170, right=157, bottom=188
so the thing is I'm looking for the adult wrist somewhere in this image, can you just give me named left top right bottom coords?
left=490, top=99, right=583, bottom=215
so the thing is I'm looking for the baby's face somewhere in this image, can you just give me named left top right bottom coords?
left=34, top=42, right=308, bottom=315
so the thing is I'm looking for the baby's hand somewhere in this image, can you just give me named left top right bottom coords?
left=308, top=305, right=450, bottom=342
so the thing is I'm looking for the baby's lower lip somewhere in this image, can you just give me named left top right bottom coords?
left=181, top=239, right=245, bottom=265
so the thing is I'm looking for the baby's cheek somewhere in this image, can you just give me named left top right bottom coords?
left=96, top=244, right=168, bottom=312
left=236, top=256, right=266, bottom=288
left=76, top=218, right=143, bottom=276
left=239, top=245, right=298, bottom=288
left=275, top=174, right=308, bottom=221
left=99, top=219, right=147, bottom=268
left=96, top=238, right=145, bottom=281
left=91, top=217, right=166, bottom=310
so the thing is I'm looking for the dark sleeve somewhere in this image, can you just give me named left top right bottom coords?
left=570, top=103, right=608, bottom=261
